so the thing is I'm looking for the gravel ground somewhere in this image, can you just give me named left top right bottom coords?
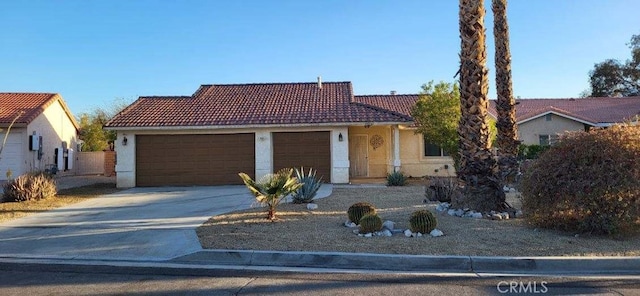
left=197, top=186, right=640, bottom=257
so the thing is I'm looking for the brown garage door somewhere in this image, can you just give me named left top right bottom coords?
left=136, top=134, right=254, bottom=186
left=273, top=132, right=331, bottom=181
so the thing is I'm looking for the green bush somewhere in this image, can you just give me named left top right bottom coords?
left=2, top=172, right=57, bottom=202
left=409, top=210, right=438, bottom=234
left=521, top=125, right=640, bottom=236
left=347, top=202, right=376, bottom=224
left=358, top=214, right=383, bottom=234
left=292, top=167, right=323, bottom=204
left=386, top=171, right=407, bottom=186
left=518, top=144, right=550, bottom=160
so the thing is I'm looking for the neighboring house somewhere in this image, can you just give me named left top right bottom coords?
left=488, top=97, right=640, bottom=145
left=0, top=93, right=80, bottom=180
left=105, top=80, right=458, bottom=188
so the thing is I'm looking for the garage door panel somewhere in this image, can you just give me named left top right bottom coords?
left=273, top=132, right=331, bottom=181
left=136, top=134, right=254, bottom=186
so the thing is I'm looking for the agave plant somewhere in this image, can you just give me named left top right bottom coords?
left=292, top=167, right=323, bottom=204
left=239, top=168, right=302, bottom=220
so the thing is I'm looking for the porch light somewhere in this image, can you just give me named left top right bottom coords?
left=338, top=133, right=343, bottom=142
left=122, top=136, right=128, bottom=146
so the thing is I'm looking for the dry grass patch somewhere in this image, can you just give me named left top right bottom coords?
left=197, top=186, right=640, bottom=256
left=0, top=183, right=120, bottom=222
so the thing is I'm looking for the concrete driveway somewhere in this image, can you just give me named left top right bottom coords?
left=0, top=185, right=331, bottom=261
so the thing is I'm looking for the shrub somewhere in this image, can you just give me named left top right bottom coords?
left=358, top=214, right=383, bottom=234
left=386, top=171, right=407, bottom=186
left=292, top=167, right=323, bottom=204
left=239, top=169, right=302, bottom=220
left=347, top=202, right=376, bottom=224
left=2, top=172, right=57, bottom=202
left=425, top=177, right=457, bottom=202
left=517, top=144, right=550, bottom=160
left=521, top=125, right=640, bottom=236
left=409, top=210, right=438, bottom=234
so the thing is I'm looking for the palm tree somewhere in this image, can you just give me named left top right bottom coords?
left=454, top=0, right=507, bottom=212
left=493, top=0, right=519, bottom=184
left=239, top=169, right=302, bottom=220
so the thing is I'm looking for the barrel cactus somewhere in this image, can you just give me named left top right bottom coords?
left=409, top=210, right=437, bottom=234
left=347, top=202, right=376, bottom=224
left=359, top=214, right=383, bottom=234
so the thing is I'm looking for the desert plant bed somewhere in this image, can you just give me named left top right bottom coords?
left=197, top=186, right=640, bottom=257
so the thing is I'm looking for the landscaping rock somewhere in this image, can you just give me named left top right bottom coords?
left=491, top=213, right=503, bottom=220
left=454, top=209, right=465, bottom=217
left=430, top=229, right=444, bottom=237
left=382, top=220, right=395, bottom=231
left=515, top=210, right=524, bottom=218
left=306, top=203, right=318, bottom=210
left=447, top=209, right=456, bottom=216
left=344, top=221, right=357, bottom=228
left=436, top=202, right=451, bottom=212
left=404, top=229, right=412, bottom=237
left=382, top=229, right=393, bottom=237
left=364, top=233, right=373, bottom=238
left=470, top=212, right=483, bottom=219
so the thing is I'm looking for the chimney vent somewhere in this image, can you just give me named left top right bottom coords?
left=317, top=76, right=322, bottom=89
left=390, top=90, right=397, bottom=95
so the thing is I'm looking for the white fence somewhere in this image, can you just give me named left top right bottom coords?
left=75, top=151, right=104, bottom=175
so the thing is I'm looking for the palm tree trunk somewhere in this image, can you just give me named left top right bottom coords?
left=454, top=0, right=507, bottom=212
left=493, top=0, right=519, bottom=184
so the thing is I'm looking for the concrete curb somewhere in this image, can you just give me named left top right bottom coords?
left=171, top=250, right=640, bottom=275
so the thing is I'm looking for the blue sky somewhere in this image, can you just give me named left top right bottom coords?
left=1, top=0, right=639, bottom=114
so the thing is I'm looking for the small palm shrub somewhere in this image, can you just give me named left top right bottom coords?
left=347, top=202, right=376, bottom=224
left=409, top=210, right=438, bottom=234
left=2, top=172, right=57, bottom=202
left=521, top=124, right=640, bottom=236
left=386, top=171, right=407, bottom=186
left=239, top=169, right=302, bottom=220
left=425, top=177, right=456, bottom=202
left=292, top=167, right=323, bottom=204
left=359, top=214, right=383, bottom=234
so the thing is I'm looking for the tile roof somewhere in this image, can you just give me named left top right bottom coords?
left=0, top=93, right=79, bottom=129
left=353, top=94, right=419, bottom=118
left=488, top=97, right=640, bottom=125
left=105, top=82, right=413, bottom=128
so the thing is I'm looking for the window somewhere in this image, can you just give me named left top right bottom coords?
left=539, top=134, right=558, bottom=146
left=545, top=114, right=552, bottom=121
left=424, top=135, right=448, bottom=157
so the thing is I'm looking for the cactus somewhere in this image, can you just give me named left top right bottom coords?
left=409, top=210, right=437, bottom=234
left=347, top=202, right=376, bottom=224
left=359, top=214, right=382, bottom=234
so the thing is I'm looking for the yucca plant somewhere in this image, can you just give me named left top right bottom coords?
left=239, top=169, right=302, bottom=220
left=292, top=167, right=323, bottom=204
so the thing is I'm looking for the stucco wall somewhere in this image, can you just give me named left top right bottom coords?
left=398, top=129, right=455, bottom=178
left=518, top=114, right=586, bottom=145
left=114, top=126, right=350, bottom=188
left=25, top=100, right=78, bottom=174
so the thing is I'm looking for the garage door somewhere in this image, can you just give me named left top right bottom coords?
left=0, top=131, right=24, bottom=180
left=273, top=132, right=331, bottom=181
left=136, top=134, right=255, bottom=186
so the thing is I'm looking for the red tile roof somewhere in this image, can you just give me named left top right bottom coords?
left=106, top=82, right=413, bottom=128
left=353, top=94, right=419, bottom=118
left=0, top=93, right=79, bottom=129
left=488, top=97, right=640, bottom=125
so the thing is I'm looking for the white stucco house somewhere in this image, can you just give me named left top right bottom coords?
left=105, top=80, right=456, bottom=188
left=0, top=93, right=80, bottom=180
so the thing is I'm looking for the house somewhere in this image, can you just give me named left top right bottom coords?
left=104, top=80, right=455, bottom=188
left=488, top=97, right=640, bottom=145
left=0, top=93, right=80, bottom=180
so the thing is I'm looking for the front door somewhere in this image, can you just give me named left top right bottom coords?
left=349, top=134, right=368, bottom=177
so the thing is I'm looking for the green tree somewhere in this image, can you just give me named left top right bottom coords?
left=588, top=34, right=640, bottom=97
left=410, top=81, right=461, bottom=168
left=77, top=99, right=130, bottom=151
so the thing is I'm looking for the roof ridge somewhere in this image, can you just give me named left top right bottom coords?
left=355, top=94, right=420, bottom=97
left=197, top=81, right=352, bottom=87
